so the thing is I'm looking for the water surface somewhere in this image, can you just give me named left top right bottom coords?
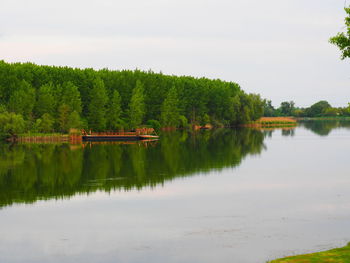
left=0, top=122, right=350, bottom=263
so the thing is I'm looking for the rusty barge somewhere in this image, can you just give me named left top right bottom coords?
left=81, top=128, right=159, bottom=142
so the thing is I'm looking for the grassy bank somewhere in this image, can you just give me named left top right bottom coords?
left=244, top=117, right=297, bottom=128
left=269, top=243, right=350, bottom=262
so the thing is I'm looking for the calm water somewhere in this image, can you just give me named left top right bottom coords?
left=0, top=122, right=350, bottom=263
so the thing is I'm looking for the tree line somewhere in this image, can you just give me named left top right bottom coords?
left=263, top=100, right=350, bottom=118
left=0, top=60, right=264, bottom=136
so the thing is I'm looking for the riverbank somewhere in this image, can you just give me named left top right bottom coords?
left=243, top=117, right=297, bottom=128
left=269, top=243, right=350, bottom=262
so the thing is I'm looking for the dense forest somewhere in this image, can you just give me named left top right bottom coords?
left=0, top=60, right=264, bottom=136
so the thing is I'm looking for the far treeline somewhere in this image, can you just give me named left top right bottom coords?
left=263, top=100, right=350, bottom=118
left=0, top=60, right=264, bottom=136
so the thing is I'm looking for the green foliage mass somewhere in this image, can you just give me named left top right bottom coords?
left=107, top=90, right=122, bottom=130
left=330, top=6, right=350, bottom=59
left=161, top=85, right=180, bottom=127
left=0, top=111, right=25, bottom=136
left=88, top=78, right=108, bottom=131
left=0, top=60, right=264, bottom=136
left=263, top=100, right=350, bottom=118
left=129, top=80, right=145, bottom=128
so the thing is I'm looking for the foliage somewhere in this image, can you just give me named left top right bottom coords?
left=161, top=85, right=180, bottom=127
left=39, top=113, right=54, bottom=133
left=279, top=101, right=295, bottom=116
left=263, top=100, right=276, bottom=117
left=58, top=104, right=70, bottom=132
left=330, top=6, right=350, bottom=59
left=0, top=60, right=264, bottom=133
left=129, top=80, right=145, bottom=128
left=107, top=89, right=122, bottom=130
left=8, top=80, right=35, bottom=119
left=0, top=111, right=25, bottom=136
left=88, top=78, right=108, bottom=131
left=146, top=119, right=161, bottom=131
left=67, top=111, right=82, bottom=129
left=61, top=81, right=82, bottom=113
left=35, top=83, right=56, bottom=117
left=305, top=100, right=331, bottom=117
left=178, top=115, right=189, bottom=128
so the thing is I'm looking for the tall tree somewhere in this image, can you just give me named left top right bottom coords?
left=67, top=111, right=82, bottom=130
left=129, top=80, right=145, bottom=128
left=61, top=81, right=82, bottom=113
left=161, top=86, right=180, bottom=127
left=305, top=100, right=331, bottom=117
left=263, top=99, right=276, bottom=117
left=88, top=78, right=108, bottom=131
left=0, top=111, right=25, bottom=136
left=35, top=83, right=56, bottom=117
left=8, top=80, right=35, bottom=119
left=58, top=82, right=82, bottom=132
left=330, top=6, right=350, bottom=59
left=58, top=104, right=70, bottom=132
left=39, top=113, right=54, bottom=133
left=107, top=90, right=122, bottom=130
left=279, top=101, right=295, bottom=116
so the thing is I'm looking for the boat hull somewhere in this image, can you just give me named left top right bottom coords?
left=82, top=135, right=158, bottom=141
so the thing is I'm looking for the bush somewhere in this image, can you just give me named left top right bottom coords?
left=178, top=115, right=189, bottom=129
left=146, top=119, right=161, bottom=130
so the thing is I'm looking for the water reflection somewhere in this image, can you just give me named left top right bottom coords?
left=0, top=128, right=265, bottom=208
left=299, top=119, right=350, bottom=136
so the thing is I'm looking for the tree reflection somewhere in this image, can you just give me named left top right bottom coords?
left=0, top=128, right=265, bottom=208
left=300, top=120, right=350, bottom=136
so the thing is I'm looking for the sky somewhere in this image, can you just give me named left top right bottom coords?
left=0, top=0, right=349, bottom=107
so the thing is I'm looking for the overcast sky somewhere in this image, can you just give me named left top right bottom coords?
left=0, top=0, right=349, bottom=107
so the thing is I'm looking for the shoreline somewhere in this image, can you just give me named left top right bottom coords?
left=269, top=242, right=350, bottom=262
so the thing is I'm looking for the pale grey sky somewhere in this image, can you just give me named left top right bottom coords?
left=0, top=0, right=349, bottom=107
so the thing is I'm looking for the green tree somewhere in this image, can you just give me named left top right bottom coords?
left=36, top=83, right=56, bottom=117
left=39, top=113, right=54, bottom=133
left=129, top=80, right=145, bottom=128
left=249, top=94, right=264, bottom=120
left=58, top=104, right=70, bottom=132
left=279, top=101, right=295, bottom=116
left=107, top=90, right=122, bottom=130
left=88, top=78, right=108, bottom=131
left=8, top=80, right=36, bottom=119
left=0, top=111, right=25, bottom=136
left=330, top=6, right=350, bottom=59
left=324, top=107, right=339, bottom=117
left=67, top=111, right=82, bottom=130
left=305, top=100, right=331, bottom=117
left=161, top=86, right=180, bottom=127
left=61, top=81, right=82, bottom=113
left=263, top=100, right=276, bottom=117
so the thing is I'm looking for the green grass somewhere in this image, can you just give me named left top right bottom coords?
left=269, top=243, right=350, bottom=263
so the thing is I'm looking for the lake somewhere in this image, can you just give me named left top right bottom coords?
left=0, top=121, right=350, bottom=263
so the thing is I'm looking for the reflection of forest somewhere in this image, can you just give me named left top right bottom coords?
left=0, top=129, right=265, bottom=208
left=299, top=120, right=350, bottom=136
